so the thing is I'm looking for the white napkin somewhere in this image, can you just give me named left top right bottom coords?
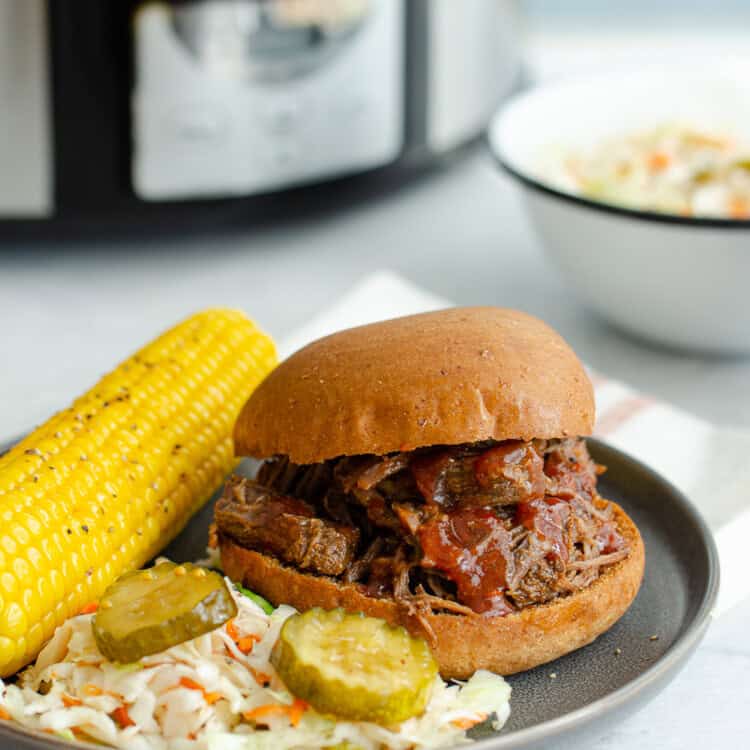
left=280, top=270, right=748, bottom=617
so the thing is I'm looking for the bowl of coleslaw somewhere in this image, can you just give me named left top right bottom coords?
left=488, top=63, right=750, bottom=354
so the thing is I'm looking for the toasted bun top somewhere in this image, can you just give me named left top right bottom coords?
left=235, top=307, right=594, bottom=464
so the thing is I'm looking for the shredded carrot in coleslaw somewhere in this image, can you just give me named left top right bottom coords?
left=225, top=619, right=239, bottom=641
left=451, top=713, right=488, bottom=730
left=178, top=677, right=223, bottom=705
left=288, top=698, right=309, bottom=727
left=112, top=706, right=134, bottom=728
left=237, top=634, right=261, bottom=653
left=243, top=699, right=308, bottom=727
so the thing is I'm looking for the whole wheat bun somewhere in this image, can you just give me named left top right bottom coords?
left=221, top=501, right=644, bottom=679
left=234, top=307, right=595, bottom=464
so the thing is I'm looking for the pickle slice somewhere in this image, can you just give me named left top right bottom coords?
left=271, top=608, right=438, bottom=725
left=92, top=562, right=237, bottom=663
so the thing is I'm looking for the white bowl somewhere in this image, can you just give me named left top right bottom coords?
left=488, top=66, right=750, bottom=355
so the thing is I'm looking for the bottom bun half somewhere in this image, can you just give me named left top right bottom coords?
left=220, top=501, right=645, bottom=679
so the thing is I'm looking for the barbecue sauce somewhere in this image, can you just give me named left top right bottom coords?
left=416, top=507, right=514, bottom=616
left=544, top=439, right=598, bottom=500
left=473, top=441, right=546, bottom=500
left=410, top=440, right=603, bottom=613
left=515, top=496, right=570, bottom=563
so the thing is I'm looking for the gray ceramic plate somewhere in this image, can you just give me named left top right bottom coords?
left=0, top=438, right=719, bottom=750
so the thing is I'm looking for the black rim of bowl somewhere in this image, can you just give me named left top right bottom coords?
left=487, top=132, right=750, bottom=229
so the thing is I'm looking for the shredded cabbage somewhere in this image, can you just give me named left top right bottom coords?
left=540, top=123, right=750, bottom=219
left=0, top=577, right=511, bottom=749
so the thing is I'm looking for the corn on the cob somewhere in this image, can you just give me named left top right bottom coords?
left=0, top=308, right=276, bottom=676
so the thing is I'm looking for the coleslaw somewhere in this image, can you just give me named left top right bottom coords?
left=0, top=575, right=511, bottom=750
left=544, top=123, right=750, bottom=218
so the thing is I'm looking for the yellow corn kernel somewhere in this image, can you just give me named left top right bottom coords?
left=0, top=308, right=276, bottom=675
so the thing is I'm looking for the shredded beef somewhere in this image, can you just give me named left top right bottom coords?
left=411, top=441, right=546, bottom=508
left=215, top=476, right=359, bottom=576
left=219, top=438, right=629, bottom=618
left=343, top=454, right=411, bottom=491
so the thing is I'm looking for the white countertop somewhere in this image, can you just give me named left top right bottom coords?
left=2, top=22, right=749, bottom=749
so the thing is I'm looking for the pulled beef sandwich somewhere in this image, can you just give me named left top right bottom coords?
left=216, top=308, right=645, bottom=678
